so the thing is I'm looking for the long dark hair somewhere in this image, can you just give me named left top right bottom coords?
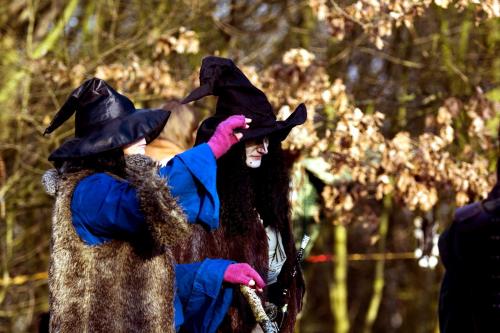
left=216, top=137, right=292, bottom=236
left=53, top=148, right=126, bottom=178
left=216, top=138, right=304, bottom=333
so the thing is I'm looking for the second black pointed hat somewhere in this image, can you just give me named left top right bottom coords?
left=44, top=78, right=170, bottom=161
left=182, top=56, right=307, bottom=144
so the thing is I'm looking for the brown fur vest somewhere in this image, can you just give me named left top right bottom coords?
left=46, top=155, right=190, bottom=332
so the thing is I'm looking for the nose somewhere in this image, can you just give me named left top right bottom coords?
left=257, top=142, right=268, bottom=154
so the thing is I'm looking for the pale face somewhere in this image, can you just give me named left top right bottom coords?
left=123, top=137, right=147, bottom=155
left=245, top=137, right=269, bottom=168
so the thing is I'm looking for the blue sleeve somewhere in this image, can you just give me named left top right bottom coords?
left=159, top=143, right=220, bottom=230
left=175, top=259, right=234, bottom=333
left=71, top=173, right=146, bottom=245
left=175, top=263, right=203, bottom=331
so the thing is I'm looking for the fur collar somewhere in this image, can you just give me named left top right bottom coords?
left=42, top=154, right=191, bottom=247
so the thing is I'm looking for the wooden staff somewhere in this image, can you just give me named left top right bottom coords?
left=240, top=285, right=279, bottom=333
left=241, top=234, right=310, bottom=332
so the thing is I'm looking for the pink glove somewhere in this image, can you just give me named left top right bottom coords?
left=207, top=115, right=247, bottom=159
left=223, top=263, right=266, bottom=289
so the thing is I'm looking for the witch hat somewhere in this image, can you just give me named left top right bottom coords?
left=44, top=77, right=170, bottom=161
left=181, top=56, right=307, bottom=144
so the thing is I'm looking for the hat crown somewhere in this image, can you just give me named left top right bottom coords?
left=199, top=56, right=276, bottom=127
left=44, top=78, right=136, bottom=137
left=73, top=79, right=135, bottom=137
left=199, top=57, right=252, bottom=92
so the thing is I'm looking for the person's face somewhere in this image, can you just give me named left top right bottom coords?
left=245, top=137, right=269, bottom=168
left=123, top=138, right=147, bottom=155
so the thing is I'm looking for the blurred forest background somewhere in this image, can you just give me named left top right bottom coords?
left=0, top=0, right=499, bottom=332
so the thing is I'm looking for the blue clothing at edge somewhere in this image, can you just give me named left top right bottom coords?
left=70, top=144, right=231, bottom=333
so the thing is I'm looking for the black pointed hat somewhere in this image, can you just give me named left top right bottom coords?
left=44, top=78, right=170, bottom=161
left=182, top=56, right=307, bottom=144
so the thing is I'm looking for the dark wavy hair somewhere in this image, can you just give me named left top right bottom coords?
left=215, top=138, right=304, bottom=333
left=216, top=138, right=292, bottom=239
left=53, top=149, right=126, bottom=178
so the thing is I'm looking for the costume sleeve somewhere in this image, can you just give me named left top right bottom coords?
left=71, top=173, right=146, bottom=245
left=175, top=259, right=234, bottom=333
left=158, top=143, right=220, bottom=230
left=71, top=143, right=219, bottom=245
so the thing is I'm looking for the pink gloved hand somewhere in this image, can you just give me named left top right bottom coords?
left=223, top=263, right=266, bottom=290
left=207, top=115, right=250, bottom=159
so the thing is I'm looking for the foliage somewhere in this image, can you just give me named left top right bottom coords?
left=310, top=0, right=499, bottom=48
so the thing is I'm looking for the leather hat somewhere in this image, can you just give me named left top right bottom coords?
left=44, top=78, right=170, bottom=161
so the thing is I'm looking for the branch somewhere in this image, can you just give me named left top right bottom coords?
left=329, top=0, right=367, bottom=29
left=0, top=272, right=48, bottom=287
left=358, top=46, right=424, bottom=69
left=30, top=0, right=79, bottom=59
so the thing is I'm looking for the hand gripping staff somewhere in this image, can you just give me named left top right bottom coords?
left=224, top=264, right=276, bottom=331
left=240, top=235, right=310, bottom=333
left=240, top=285, right=279, bottom=333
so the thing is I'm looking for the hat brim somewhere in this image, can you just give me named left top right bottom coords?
left=195, top=103, right=307, bottom=145
left=241, top=103, right=307, bottom=141
left=181, top=84, right=213, bottom=104
left=48, top=109, right=170, bottom=161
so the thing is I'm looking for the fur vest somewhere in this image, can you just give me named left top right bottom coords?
left=44, top=155, right=190, bottom=332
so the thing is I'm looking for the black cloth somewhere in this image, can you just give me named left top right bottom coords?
left=439, top=185, right=500, bottom=332
left=182, top=56, right=306, bottom=143
left=45, top=78, right=170, bottom=161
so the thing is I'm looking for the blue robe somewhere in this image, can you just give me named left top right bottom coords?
left=70, top=144, right=231, bottom=333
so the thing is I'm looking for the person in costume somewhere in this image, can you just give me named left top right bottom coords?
left=438, top=126, right=500, bottom=333
left=177, top=56, right=307, bottom=333
left=42, top=78, right=265, bottom=332
left=145, top=100, right=199, bottom=165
